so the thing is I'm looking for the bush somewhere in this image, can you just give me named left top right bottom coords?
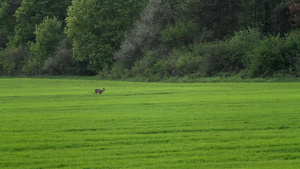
left=42, top=38, right=79, bottom=75
left=130, top=49, right=172, bottom=81
left=284, top=29, right=300, bottom=76
left=129, top=47, right=203, bottom=80
left=161, top=21, right=199, bottom=47
left=248, top=35, right=287, bottom=77
left=110, top=60, right=131, bottom=79
left=226, top=28, right=263, bottom=72
left=188, top=28, right=263, bottom=77
left=120, top=28, right=264, bottom=79
left=0, top=46, right=27, bottom=75
left=109, top=28, right=300, bottom=80
left=199, top=41, right=231, bottom=76
left=169, top=48, right=202, bottom=76
left=21, top=50, right=40, bottom=75
left=131, top=50, right=159, bottom=77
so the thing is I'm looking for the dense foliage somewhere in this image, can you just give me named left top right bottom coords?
left=65, top=0, right=147, bottom=72
left=1, top=0, right=300, bottom=79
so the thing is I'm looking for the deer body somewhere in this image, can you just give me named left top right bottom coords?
left=95, top=88, right=105, bottom=95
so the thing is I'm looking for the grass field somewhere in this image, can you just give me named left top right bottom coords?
left=0, top=78, right=299, bottom=168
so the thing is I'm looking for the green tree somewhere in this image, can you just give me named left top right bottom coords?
left=114, top=0, right=173, bottom=62
left=0, top=0, right=21, bottom=48
left=248, top=35, right=286, bottom=77
left=42, top=38, right=79, bottom=75
left=23, top=17, right=63, bottom=75
left=66, top=0, right=147, bottom=72
left=239, top=0, right=290, bottom=35
left=9, top=0, right=71, bottom=47
left=0, top=46, right=27, bottom=75
left=186, top=0, right=241, bottom=40
left=288, top=0, right=300, bottom=27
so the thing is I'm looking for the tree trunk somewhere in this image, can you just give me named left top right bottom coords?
left=263, top=2, right=269, bottom=33
left=244, top=0, right=247, bottom=28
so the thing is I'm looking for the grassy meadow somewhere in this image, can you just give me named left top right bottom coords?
left=0, top=78, right=299, bottom=168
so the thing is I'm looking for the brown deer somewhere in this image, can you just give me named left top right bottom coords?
left=94, top=88, right=105, bottom=95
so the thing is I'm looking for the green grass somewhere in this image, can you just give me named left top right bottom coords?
left=0, top=78, right=299, bottom=168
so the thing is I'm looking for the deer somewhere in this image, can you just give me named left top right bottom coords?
left=94, top=88, right=105, bottom=95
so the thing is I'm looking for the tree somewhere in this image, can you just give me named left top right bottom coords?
left=0, top=0, right=21, bottom=48
left=114, top=0, right=173, bottom=61
left=288, top=0, right=300, bottom=27
left=0, top=45, right=27, bottom=75
left=23, top=17, right=63, bottom=75
left=188, top=0, right=241, bottom=40
left=42, top=38, right=80, bottom=75
left=66, top=0, right=147, bottom=72
left=273, top=2, right=292, bottom=36
left=9, top=0, right=71, bottom=47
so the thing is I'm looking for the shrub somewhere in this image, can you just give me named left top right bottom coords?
left=42, top=38, right=79, bottom=75
left=226, top=28, right=263, bottom=72
left=21, top=50, right=40, bottom=75
left=284, top=29, right=300, bottom=76
left=131, top=50, right=159, bottom=77
left=199, top=41, right=231, bottom=76
left=169, top=48, right=202, bottom=76
left=110, top=60, right=131, bottom=79
left=161, top=21, right=199, bottom=48
left=0, top=46, right=27, bottom=75
left=129, top=48, right=203, bottom=79
left=248, top=35, right=287, bottom=77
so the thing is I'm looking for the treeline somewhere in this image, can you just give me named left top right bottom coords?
left=1, top=0, right=300, bottom=80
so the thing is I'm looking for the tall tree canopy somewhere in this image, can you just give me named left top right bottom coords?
left=9, top=0, right=71, bottom=47
left=65, top=0, right=147, bottom=72
left=190, top=0, right=241, bottom=39
left=23, top=17, right=63, bottom=75
left=0, top=0, right=21, bottom=48
left=1, top=0, right=300, bottom=78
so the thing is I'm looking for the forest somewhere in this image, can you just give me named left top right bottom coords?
left=1, top=0, right=300, bottom=80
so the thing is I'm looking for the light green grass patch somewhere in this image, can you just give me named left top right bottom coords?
left=0, top=78, right=299, bottom=168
